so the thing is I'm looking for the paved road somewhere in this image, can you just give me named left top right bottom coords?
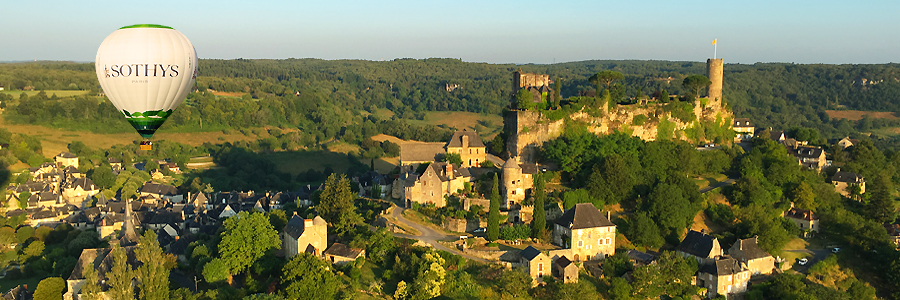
left=783, top=249, right=831, bottom=273
left=387, top=206, right=489, bottom=263
left=700, top=177, right=738, bottom=194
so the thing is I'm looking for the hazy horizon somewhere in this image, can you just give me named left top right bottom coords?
left=3, top=0, right=898, bottom=65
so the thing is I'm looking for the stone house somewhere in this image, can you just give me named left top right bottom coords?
left=283, top=215, right=327, bottom=258
left=401, top=162, right=473, bottom=208
left=54, top=152, right=79, bottom=168
left=697, top=257, right=751, bottom=299
left=831, top=171, right=865, bottom=198
left=445, top=131, right=486, bottom=168
left=552, top=255, right=578, bottom=283
left=676, top=230, right=724, bottom=265
left=501, top=157, right=538, bottom=210
left=520, top=246, right=551, bottom=285
left=792, top=146, right=826, bottom=171
left=61, top=177, right=99, bottom=207
left=785, top=207, right=819, bottom=233
left=727, top=236, right=775, bottom=276
left=323, top=243, right=365, bottom=265
left=552, top=203, right=616, bottom=262
left=732, top=118, right=754, bottom=141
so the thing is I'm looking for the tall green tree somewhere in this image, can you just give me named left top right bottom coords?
left=682, top=75, right=712, bottom=99
left=488, top=173, right=500, bottom=241
left=136, top=230, right=175, bottom=300
left=33, top=277, right=65, bottom=300
left=532, top=172, right=546, bottom=239
left=107, top=245, right=135, bottom=300
left=589, top=71, right=625, bottom=94
left=219, top=211, right=280, bottom=276
left=316, top=174, right=362, bottom=235
left=515, top=88, right=533, bottom=110
left=80, top=262, right=102, bottom=300
left=281, top=253, right=342, bottom=300
left=867, top=173, right=896, bottom=223
left=552, top=77, right=561, bottom=109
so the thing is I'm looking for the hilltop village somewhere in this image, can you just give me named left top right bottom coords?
left=0, top=58, right=892, bottom=300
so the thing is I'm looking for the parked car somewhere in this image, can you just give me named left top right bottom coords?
left=799, top=258, right=809, bottom=266
left=831, top=247, right=841, bottom=253
left=473, top=227, right=486, bottom=233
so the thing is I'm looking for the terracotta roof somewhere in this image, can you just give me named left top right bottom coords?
left=676, top=230, right=720, bottom=258
left=555, top=203, right=614, bottom=230
left=400, top=142, right=445, bottom=163
left=446, top=131, right=485, bottom=148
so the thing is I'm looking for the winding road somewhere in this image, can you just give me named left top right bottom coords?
left=387, top=206, right=489, bottom=263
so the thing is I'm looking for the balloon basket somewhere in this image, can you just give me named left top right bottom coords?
left=140, top=141, right=153, bottom=151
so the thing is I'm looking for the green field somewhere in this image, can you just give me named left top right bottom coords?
left=407, top=111, right=503, bottom=137
left=0, top=90, right=89, bottom=97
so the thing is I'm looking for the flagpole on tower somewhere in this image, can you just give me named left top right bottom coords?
left=713, top=39, right=717, bottom=59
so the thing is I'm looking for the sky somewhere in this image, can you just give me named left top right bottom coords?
left=2, top=0, right=898, bottom=64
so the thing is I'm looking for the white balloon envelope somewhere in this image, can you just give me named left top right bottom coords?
left=95, top=24, right=197, bottom=139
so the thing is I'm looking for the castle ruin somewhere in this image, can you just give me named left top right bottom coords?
left=506, top=59, right=734, bottom=164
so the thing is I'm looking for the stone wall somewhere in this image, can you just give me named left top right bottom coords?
left=442, top=218, right=486, bottom=233
left=506, top=97, right=734, bottom=164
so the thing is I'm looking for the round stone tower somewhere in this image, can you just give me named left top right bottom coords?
left=707, top=58, right=724, bottom=103
left=501, top=157, right=524, bottom=208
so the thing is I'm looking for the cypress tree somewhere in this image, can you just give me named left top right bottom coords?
left=488, top=173, right=500, bottom=241
left=532, top=172, right=546, bottom=239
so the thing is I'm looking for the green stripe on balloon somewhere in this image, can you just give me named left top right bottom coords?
left=126, top=117, right=169, bottom=139
left=119, top=24, right=173, bottom=29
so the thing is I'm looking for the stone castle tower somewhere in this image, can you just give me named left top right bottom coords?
left=707, top=58, right=724, bottom=102
left=513, top=70, right=550, bottom=92
left=502, top=157, right=525, bottom=208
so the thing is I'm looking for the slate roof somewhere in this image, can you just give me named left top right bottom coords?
left=140, top=182, right=179, bottom=196
left=554, top=255, right=573, bottom=268
left=324, top=243, right=364, bottom=259
left=785, top=208, right=818, bottom=221
left=625, top=249, right=656, bottom=264
left=446, top=131, right=485, bottom=148
left=699, top=257, right=746, bottom=276
left=676, top=230, right=720, bottom=258
left=400, top=142, right=446, bottom=163
left=69, top=246, right=139, bottom=281
left=520, top=245, right=543, bottom=261
left=148, top=212, right=184, bottom=225
left=502, top=158, right=520, bottom=169
left=769, top=131, right=785, bottom=141
left=733, top=118, right=753, bottom=128
left=555, top=203, right=614, bottom=230
left=64, top=177, right=96, bottom=190
left=520, top=163, right=539, bottom=174
left=56, top=152, right=77, bottom=158
left=832, top=171, right=864, bottom=183
left=730, top=237, right=771, bottom=260
left=794, top=146, right=824, bottom=159
left=283, top=215, right=307, bottom=238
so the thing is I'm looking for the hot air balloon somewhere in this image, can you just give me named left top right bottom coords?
left=95, top=24, right=198, bottom=150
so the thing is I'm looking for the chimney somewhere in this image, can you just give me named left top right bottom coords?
left=607, top=210, right=611, bottom=221
left=446, top=163, right=453, bottom=179
left=293, top=211, right=297, bottom=216
left=462, top=134, right=469, bottom=149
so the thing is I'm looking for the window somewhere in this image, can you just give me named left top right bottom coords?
left=577, top=241, right=584, bottom=247
left=538, top=263, right=543, bottom=271
left=606, top=238, right=611, bottom=245
left=598, top=238, right=603, bottom=245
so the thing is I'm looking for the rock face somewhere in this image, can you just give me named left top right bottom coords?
left=506, top=59, right=733, bottom=164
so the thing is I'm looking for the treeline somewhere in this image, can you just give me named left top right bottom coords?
left=4, top=60, right=900, bottom=148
